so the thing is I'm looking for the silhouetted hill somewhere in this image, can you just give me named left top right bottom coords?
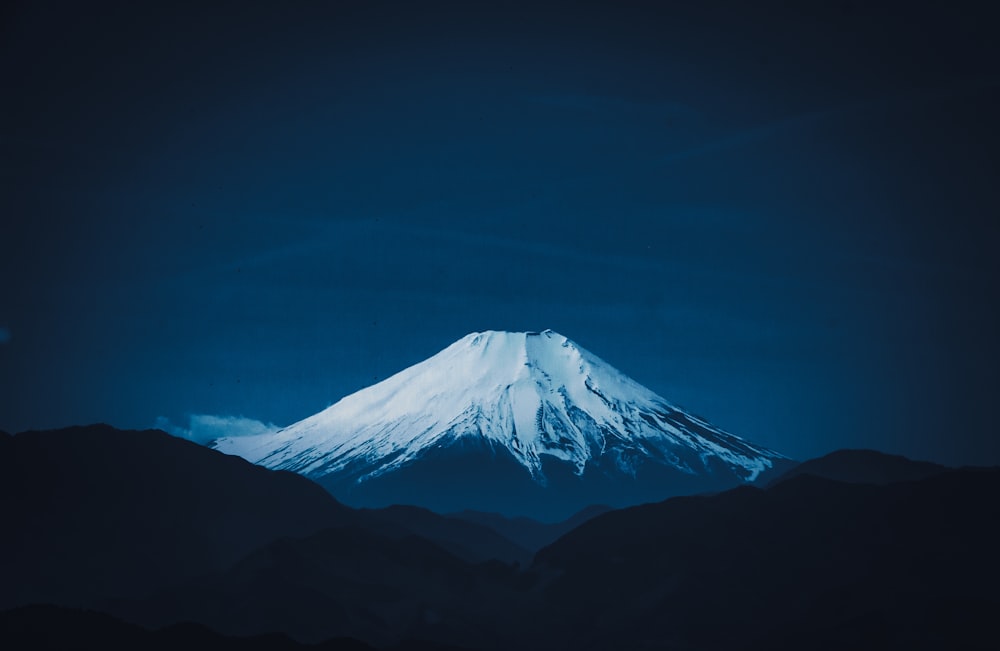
left=769, top=448, right=947, bottom=486
left=358, top=505, right=531, bottom=565
left=115, top=525, right=529, bottom=649
left=448, top=504, right=612, bottom=552
left=1, top=425, right=525, bottom=648
left=5, top=426, right=994, bottom=650
left=531, top=467, right=1000, bottom=650
left=0, top=604, right=376, bottom=650
left=120, top=463, right=999, bottom=650
left=0, top=424, right=351, bottom=609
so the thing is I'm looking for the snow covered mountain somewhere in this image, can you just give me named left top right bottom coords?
left=213, top=330, right=787, bottom=519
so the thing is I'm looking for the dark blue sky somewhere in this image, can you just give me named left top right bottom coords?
left=2, top=1, right=998, bottom=465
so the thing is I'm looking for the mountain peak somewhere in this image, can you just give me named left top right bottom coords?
left=455, top=329, right=576, bottom=359
left=214, top=331, right=786, bottom=518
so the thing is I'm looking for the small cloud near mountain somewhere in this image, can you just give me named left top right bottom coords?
left=154, top=414, right=275, bottom=444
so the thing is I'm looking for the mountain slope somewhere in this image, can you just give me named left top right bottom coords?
left=115, top=525, right=531, bottom=649
left=448, top=505, right=613, bottom=552
left=214, top=330, right=787, bottom=519
left=7, top=433, right=990, bottom=650
left=92, top=450, right=999, bottom=650
left=529, top=468, right=1000, bottom=650
left=357, top=505, right=531, bottom=565
left=1, top=424, right=538, bottom=615
left=0, top=605, right=376, bottom=651
left=768, top=448, right=947, bottom=486
left=0, top=424, right=351, bottom=609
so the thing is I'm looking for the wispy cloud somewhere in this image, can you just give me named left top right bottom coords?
left=155, top=414, right=276, bottom=444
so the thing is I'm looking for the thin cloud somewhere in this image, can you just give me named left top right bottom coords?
left=155, top=414, right=276, bottom=445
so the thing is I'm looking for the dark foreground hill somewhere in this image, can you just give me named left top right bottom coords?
left=448, top=504, right=613, bottom=552
left=768, top=448, right=947, bottom=486
left=114, top=525, right=530, bottom=649
left=357, top=505, right=530, bottom=565
left=3, top=427, right=996, bottom=650
left=0, top=604, right=376, bottom=651
left=18, top=468, right=999, bottom=651
left=531, top=466, right=1000, bottom=650
left=0, top=424, right=351, bottom=609
left=0, top=425, right=525, bottom=612
left=0, top=426, right=530, bottom=648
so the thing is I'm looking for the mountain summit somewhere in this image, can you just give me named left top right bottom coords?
left=214, top=330, right=786, bottom=519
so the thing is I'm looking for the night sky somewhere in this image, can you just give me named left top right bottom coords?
left=3, top=1, right=998, bottom=465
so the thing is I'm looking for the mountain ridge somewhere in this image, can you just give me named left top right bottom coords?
left=4, top=424, right=993, bottom=649
left=768, top=448, right=947, bottom=486
left=213, top=330, right=787, bottom=519
left=0, top=424, right=349, bottom=610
